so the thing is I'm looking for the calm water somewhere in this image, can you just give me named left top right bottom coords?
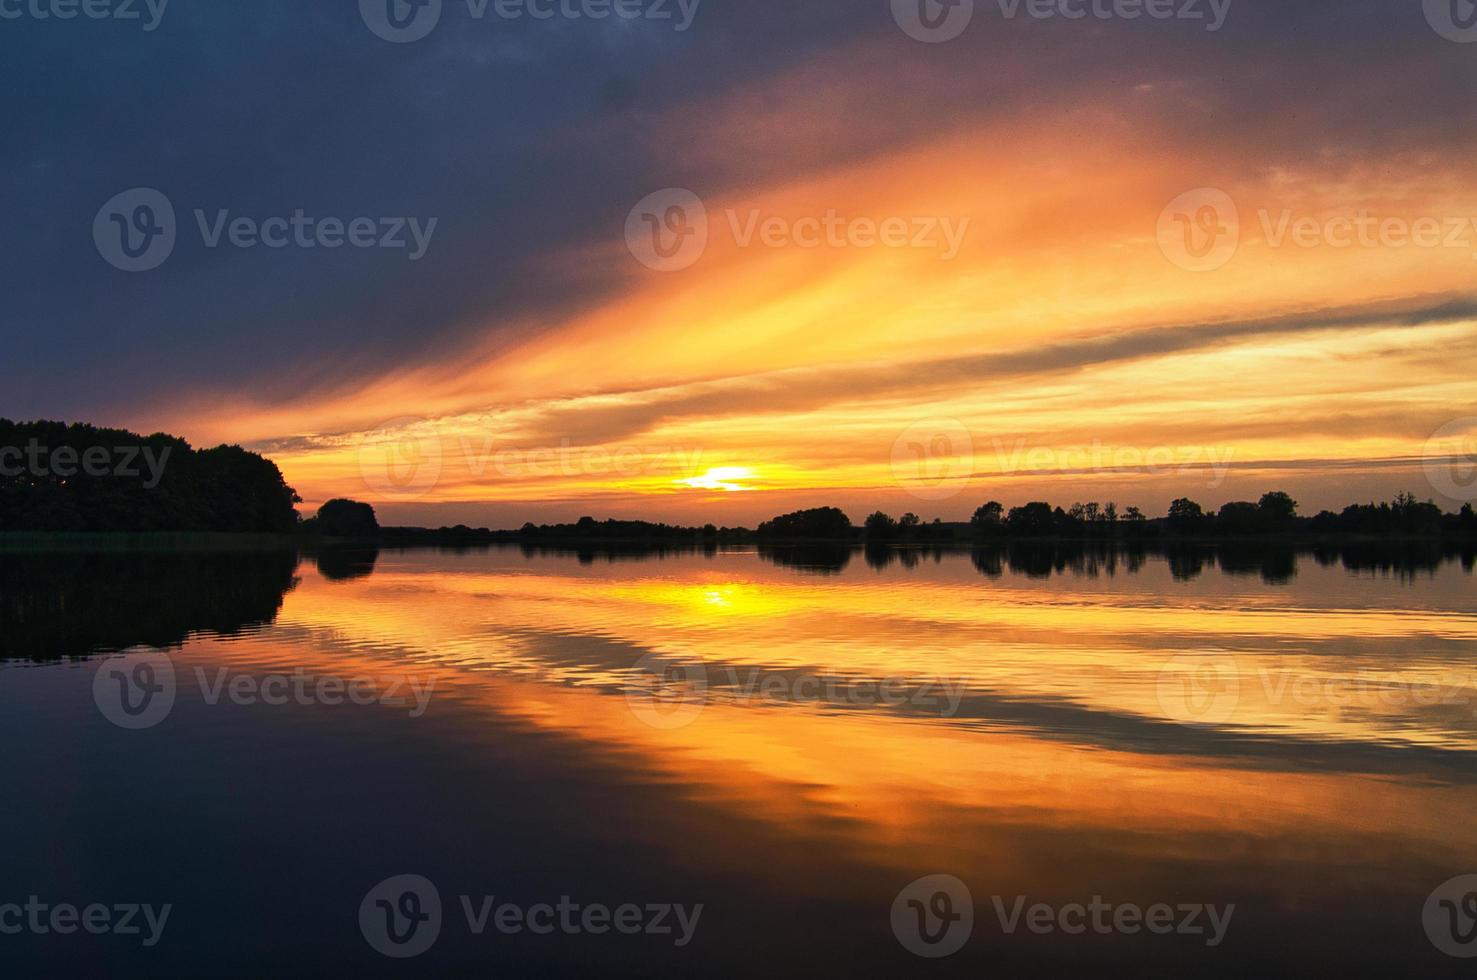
left=2, top=543, right=1475, bottom=976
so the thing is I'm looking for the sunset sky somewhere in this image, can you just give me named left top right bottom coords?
left=5, top=0, right=1476, bottom=525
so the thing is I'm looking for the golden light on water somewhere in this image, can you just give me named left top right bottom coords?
left=177, top=549, right=1477, bottom=896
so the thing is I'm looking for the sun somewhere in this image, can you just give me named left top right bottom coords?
left=678, top=467, right=757, bottom=492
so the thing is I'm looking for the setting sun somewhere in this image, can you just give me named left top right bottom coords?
left=679, top=467, right=758, bottom=493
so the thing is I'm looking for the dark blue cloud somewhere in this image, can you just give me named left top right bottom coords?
left=0, top=0, right=1470, bottom=427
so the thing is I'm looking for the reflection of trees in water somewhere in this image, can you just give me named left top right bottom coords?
left=515, top=542, right=715, bottom=566
left=312, top=546, right=380, bottom=582
left=1215, top=544, right=1296, bottom=585
left=984, top=542, right=1145, bottom=580
left=863, top=544, right=950, bottom=571
left=958, top=541, right=1472, bottom=584
left=1311, top=541, right=1469, bottom=582
left=758, top=543, right=852, bottom=575
left=0, top=550, right=301, bottom=661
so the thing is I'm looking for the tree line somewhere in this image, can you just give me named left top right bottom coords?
left=0, top=420, right=300, bottom=533
left=759, top=491, right=1476, bottom=542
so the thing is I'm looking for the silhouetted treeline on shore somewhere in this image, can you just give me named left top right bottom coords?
left=0, top=420, right=300, bottom=533
left=5, top=421, right=1473, bottom=548
left=756, top=491, right=1477, bottom=544
left=319, top=490, right=1477, bottom=550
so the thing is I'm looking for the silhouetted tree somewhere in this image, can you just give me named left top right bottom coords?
left=1167, top=498, right=1205, bottom=533
left=1257, top=491, right=1299, bottom=528
left=316, top=499, right=379, bottom=538
left=756, top=507, right=853, bottom=539
left=971, top=501, right=1004, bottom=531
left=864, top=511, right=898, bottom=539
left=1006, top=502, right=1056, bottom=536
left=1217, top=501, right=1260, bottom=535
left=0, top=419, right=299, bottom=533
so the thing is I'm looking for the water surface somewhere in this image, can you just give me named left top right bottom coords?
left=2, top=544, right=1474, bottom=976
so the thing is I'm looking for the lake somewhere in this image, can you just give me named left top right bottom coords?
left=2, top=542, right=1475, bottom=976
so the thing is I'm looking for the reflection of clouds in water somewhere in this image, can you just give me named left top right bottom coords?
left=248, top=548, right=1477, bottom=783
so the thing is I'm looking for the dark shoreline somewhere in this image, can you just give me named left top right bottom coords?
left=2, top=527, right=1475, bottom=551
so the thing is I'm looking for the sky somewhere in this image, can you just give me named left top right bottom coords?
left=3, top=0, right=1476, bottom=526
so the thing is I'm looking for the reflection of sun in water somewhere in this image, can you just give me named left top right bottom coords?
left=679, top=467, right=756, bottom=492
